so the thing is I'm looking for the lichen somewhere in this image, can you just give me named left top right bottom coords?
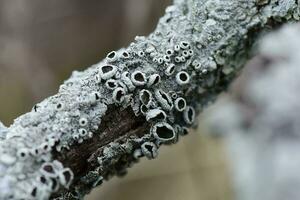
left=0, top=0, right=299, bottom=199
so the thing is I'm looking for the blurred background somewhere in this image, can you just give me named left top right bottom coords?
left=0, top=1, right=272, bottom=200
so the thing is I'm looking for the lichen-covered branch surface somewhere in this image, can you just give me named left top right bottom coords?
left=0, top=0, right=298, bottom=199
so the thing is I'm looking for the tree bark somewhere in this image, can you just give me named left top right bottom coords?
left=0, top=0, right=299, bottom=199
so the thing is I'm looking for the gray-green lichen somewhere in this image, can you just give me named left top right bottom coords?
left=0, top=0, right=299, bottom=199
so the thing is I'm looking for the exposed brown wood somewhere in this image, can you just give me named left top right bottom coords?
left=52, top=105, right=149, bottom=197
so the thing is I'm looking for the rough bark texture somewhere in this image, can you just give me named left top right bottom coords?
left=0, top=0, right=299, bottom=199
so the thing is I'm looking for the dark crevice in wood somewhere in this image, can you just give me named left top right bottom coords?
left=52, top=105, right=149, bottom=193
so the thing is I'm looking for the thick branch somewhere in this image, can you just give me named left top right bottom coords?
left=0, top=0, right=299, bottom=199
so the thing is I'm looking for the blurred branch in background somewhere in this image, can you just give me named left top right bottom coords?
left=203, top=23, right=300, bottom=200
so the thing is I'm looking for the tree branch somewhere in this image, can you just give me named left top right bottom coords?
left=0, top=0, right=299, bottom=199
